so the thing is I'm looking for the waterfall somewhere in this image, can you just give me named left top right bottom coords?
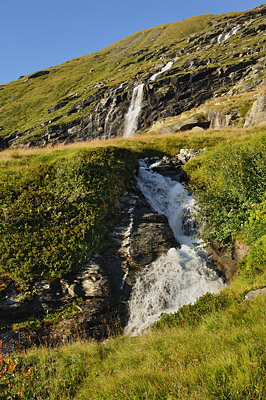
left=124, top=160, right=223, bottom=336
left=124, top=84, right=144, bottom=138
left=218, top=25, right=241, bottom=43
left=150, top=61, right=174, bottom=82
left=104, top=90, right=117, bottom=139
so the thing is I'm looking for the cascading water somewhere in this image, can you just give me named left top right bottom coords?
left=217, top=25, right=241, bottom=43
left=124, top=160, right=223, bottom=336
left=124, top=83, right=144, bottom=137
left=104, top=90, right=117, bottom=139
left=150, top=61, right=174, bottom=81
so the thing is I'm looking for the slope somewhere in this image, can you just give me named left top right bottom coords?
left=0, top=5, right=266, bottom=147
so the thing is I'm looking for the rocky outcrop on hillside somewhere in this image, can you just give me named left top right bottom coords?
left=1, top=6, right=266, bottom=148
left=244, top=94, right=266, bottom=127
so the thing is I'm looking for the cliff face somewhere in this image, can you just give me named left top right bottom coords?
left=0, top=5, right=266, bottom=148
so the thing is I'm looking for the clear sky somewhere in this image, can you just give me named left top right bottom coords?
left=0, top=0, right=262, bottom=85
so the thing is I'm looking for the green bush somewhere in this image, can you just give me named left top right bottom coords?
left=185, top=136, right=266, bottom=246
left=153, top=291, right=232, bottom=329
left=0, top=147, right=137, bottom=288
left=244, top=197, right=266, bottom=244
left=239, top=234, right=266, bottom=277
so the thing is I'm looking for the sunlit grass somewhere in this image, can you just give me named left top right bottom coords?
left=8, top=294, right=266, bottom=399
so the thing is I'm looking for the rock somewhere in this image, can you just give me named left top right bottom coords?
left=191, top=126, right=204, bottom=131
left=129, top=209, right=179, bottom=267
left=244, top=94, right=266, bottom=127
left=244, top=287, right=266, bottom=301
left=208, top=110, right=232, bottom=129
left=0, top=136, right=9, bottom=150
left=206, top=240, right=249, bottom=281
left=25, top=70, right=50, bottom=81
left=150, top=150, right=205, bottom=182
left=179, top=117, right=210, bottom=131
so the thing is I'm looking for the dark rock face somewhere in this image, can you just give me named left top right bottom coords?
left=0, top=136, right=9, bottom=150
left=26, top=70, right=50, bottom=80
left=32, top=58, right=258, bottom=146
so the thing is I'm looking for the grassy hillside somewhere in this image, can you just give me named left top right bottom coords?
left=0, top=14, right=213, bottom=140
left=0, top=125, right=266, bottom=398
left=0, top=146, right=138, bottom=291
left=2, top=281, right=266, bottom=399
left=0, top=5, right=266, bottom=145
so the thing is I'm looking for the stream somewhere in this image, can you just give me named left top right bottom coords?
left=124, top=160, right=224, bottom=336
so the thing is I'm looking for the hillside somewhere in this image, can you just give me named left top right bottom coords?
left=0, top=5, right=266, bottom=147
left=0, top=130, right=266, bottom=399
left=0, top=5, right=266, bottom=399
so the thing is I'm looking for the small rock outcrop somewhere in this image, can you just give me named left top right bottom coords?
left=207, top=110, right=232, bottom=129
left=244, top=287, right=266, bottom=301
left=244, top=94, right=266, bottom=127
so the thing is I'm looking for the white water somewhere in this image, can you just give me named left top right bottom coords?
left=150, top=61, right=174, bottom=82
left=124, top=84, right=144, bottom=137
left=124, top=160, right=223, bottom=336
left=104, top=90, right=117, bottom=138
left=218, top=25, right=241, bottom=43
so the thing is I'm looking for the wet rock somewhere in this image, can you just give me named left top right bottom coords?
left=129, top=206, right=179, bottom=267
left=206, top=240, right=250, bottom=281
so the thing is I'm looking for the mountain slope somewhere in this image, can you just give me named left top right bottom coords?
left=0, top=5, right=266, bottom=148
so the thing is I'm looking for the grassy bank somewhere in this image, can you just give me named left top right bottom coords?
left=0, top=127, right=266, bottom=399
left=2, top=290, right=265, bottom=399
left=0, top=146, right=138, bottom=290
left=1, top=125, right=266, bottom=289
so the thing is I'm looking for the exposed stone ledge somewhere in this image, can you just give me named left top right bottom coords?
left=244, top=287, right=266, bottom=301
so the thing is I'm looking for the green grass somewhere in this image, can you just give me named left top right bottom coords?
left=0, top=126, right=266, bottom=399
left=3, top=292, right=265, bottom=399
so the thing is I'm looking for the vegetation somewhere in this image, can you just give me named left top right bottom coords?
left=0, top=116, right=266, bottom=399
left=1, top=5, right=266, bottom=145
left=1, top=293, right=265, bottom=399
left=0, top=146, right=138, bottom=289
left=185, top=135, right=266, bottom=246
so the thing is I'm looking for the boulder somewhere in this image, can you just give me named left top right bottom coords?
left=244, top=94, right=266, bottom=127
left=244, top=287, right=266, bottom=301
left=179, top=117, right=210, bottom=131
left=208, top=110, right=232, bottom=129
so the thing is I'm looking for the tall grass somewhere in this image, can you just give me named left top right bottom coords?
left=7, top=295, right=266, bottom=399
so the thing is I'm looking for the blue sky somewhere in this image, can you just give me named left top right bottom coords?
left=0, top=0, right=262, bottom=85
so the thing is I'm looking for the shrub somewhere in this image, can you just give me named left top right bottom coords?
left=153, top=291, right=232, bottom=329
left=185, top=136, right=266, bottom=246
left=239, top=234, right=266, bottom=277
left=0, top=147, right=138, bottom=288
